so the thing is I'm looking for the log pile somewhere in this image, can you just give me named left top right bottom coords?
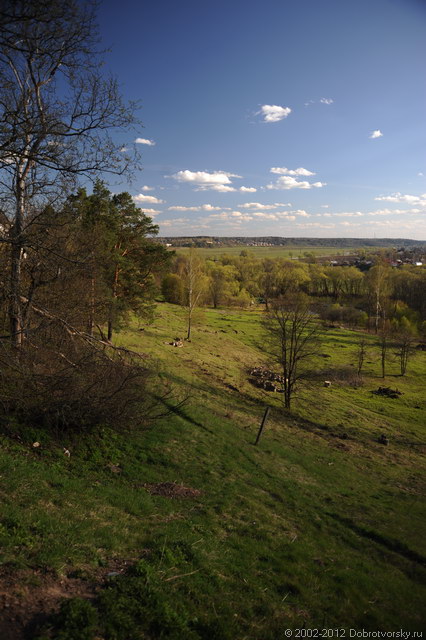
left=248, top=367, right=283, bottom=392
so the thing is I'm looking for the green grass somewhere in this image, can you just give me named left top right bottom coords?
left=1, top=303, right=425, bottom=637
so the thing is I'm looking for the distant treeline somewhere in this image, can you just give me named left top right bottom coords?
left=162, top=250, right=426, bottom=336
left=159, top=236, right=426, bottom=249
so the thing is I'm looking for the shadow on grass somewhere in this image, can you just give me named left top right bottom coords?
left=327, top=512, right=426, bottom=570
left=151, top=394, right=215, bottom=434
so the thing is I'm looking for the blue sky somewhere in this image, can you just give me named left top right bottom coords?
left=98, top=0, right=426, bottom=239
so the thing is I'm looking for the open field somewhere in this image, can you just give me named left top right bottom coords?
left=0, top=304, right=425, bottom=638
left=170, top=245, right=375, bottom=259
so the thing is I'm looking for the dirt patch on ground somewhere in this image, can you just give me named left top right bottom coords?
left=143, top=481, right=203, bottom=499
left=0, top=560, right=131, bottom=640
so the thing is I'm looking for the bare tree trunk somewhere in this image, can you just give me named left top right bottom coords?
left=9, top=177, right=25, bottom=349
left=108, top=263, right=120, bottom=341
left=380, top=335, right=387, bottom=378
left=187, top=307, right=192, bottom=340
left=88, top=271, right=95, bottom=337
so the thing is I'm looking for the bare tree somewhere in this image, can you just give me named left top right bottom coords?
left=264, top=293, right=321, bottom=411
left=181, top=250, right=208, bottom=340
left=378, top=321, right=391, bottom=379
left=0, top=0, right=140, bottom=348
left=366, top=263, right=392, bottom=334
left=395, top=330, right=416, bottom=376
left=355, top=337, right=368, bottom=376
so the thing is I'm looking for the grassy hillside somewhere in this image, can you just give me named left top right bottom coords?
left=0, top=303, right=425, bottom=638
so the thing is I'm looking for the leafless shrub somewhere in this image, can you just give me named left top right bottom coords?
left=0, top=323, right=151, bottom=435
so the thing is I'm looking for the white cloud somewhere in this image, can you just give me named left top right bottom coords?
left=238, top=202, right=291, bottom=210
left=368, top=208, right=422, bottom=216
left=167, top=204, right=222, bottom=212
left=239, top=202, right=273, bottom=210
left=375, top=192, right=426, bottom=206
left=252, top=212, right=278, bottom=220
left=167, top=205, right=199, bottom=212
left=240, top=186, right=257, bottom=192
left=201, top=204, right=222, bottom=211
left=120, top=146, right=129, bottom=153
left=258, top=104, right=292, bottom=123
left=210, top=184, right=236, bottom=192
left=141, top=185, right=154, bottom=191
left=141, top=208, right=161, bottom=215
left=267, top=175, right=325, bottom=190
left=170, top=169, right=241, bottom=191
left=292, top=209, right=310, bottom=217
left=369, top=130, right=383, bottom=139
left=209, top=211, right=253, bottom=222
left=321, top=204, right=329, bottom=208
left=305, top=98, right=334, bottom=106
left=133, top=194, right=164, bottom=204
left=159, top=217, right=189, bottom=227
left=135, top=137, right=156, bottom=146
left=271, top=167, right=315, bottom=176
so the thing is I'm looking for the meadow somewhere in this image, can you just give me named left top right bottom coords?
left=0, top=303, right=425, bottom=639
left=170, top=245, right=367, bottom=259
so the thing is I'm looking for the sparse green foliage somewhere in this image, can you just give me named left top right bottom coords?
left=179, top=249, right=209, bottom=340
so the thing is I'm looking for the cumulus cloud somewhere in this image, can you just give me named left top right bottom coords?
left=170, top=169, right=241, bottom=191
left=201, top=204, right=222, bottom=211
left=292, top=209, right=310, bottom=217
left=141, top=185, right=154, bottom=191
left=141, top=208, right=161, bottom=215
left=167, top=205, right=199, bottom=212
left=167, top=204, right=222, bottom=212
left=369, top=130, right=383, bottom=139
left=270, top=167, right=315, bottom=176
left=240, top=186, right=257, bottom=192
left=135, top=137, right=156, bottom=146
left=238, top=202, right=291, bottom=210
left=209, top=211, right=254, bottom=222
left=133, top=194, right=164, bottom=204
left=375, top=192, right=426, bottom=206
left=252, top=212, right=278, bottom=220
left=239, top=202, right=273, bottom=210
left=159, top=218, right=189, bottom=227
left=258, top=104, right=292, bottom=123
left=210, top=184, right=236, bottom=192
left=368, top=208, right=421, bottom=216
left=266, top=175, right=325, bottom=190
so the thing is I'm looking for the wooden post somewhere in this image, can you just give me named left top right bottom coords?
left=254, top=407, right=270, bottom=445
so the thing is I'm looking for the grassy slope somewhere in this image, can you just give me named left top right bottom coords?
left=0, top=303, right=425, bottom=638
